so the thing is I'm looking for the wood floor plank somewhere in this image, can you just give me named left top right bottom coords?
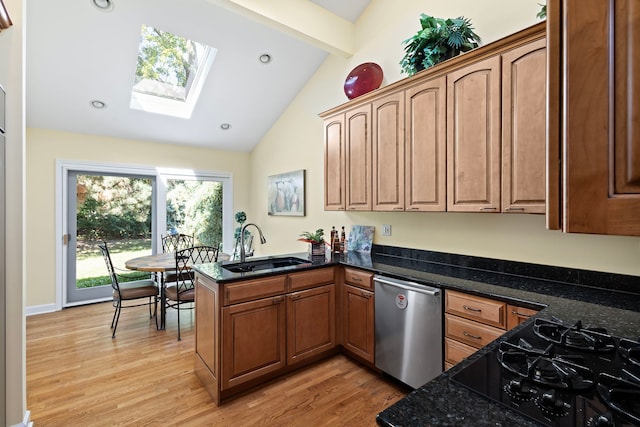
left=27, top=302, right=408, bottom=426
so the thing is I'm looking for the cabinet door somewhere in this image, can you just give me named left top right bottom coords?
left=372, top=91, right=405, bottom=211
left=324, top=114, right=345, bottom=211
left=405, top=76, right=447, bottom=211
left=286, top=284, right=336, bottom=365
left=221, top=296, right=286, bottom=390
left=502, top=38, right=547, bottom=214
left=548, top=0, right=640, bottom=235
left=447, top=55, right=502, bottom=212
left=342, top=284, right=374, bottom=363
left=345, top=104, right=372, bottom=211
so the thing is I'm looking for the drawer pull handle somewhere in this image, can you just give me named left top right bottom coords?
left=463, top=305, right=482, bottom=312
left=289, top=294, right=301, bottom=300
left=351, top=277, right=363, bottom=282
left=505, top=207, right=525, bottom=212
left=360, top=291, right=371, bottom=298
left=511, top=310, right=532, bottom=318
left=272, top=297, right=284, bottom=304
left=463, top=331, right=482, bottom=340
left=480, top=207, right=497, bottom=211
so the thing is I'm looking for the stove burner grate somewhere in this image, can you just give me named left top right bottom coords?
left=597, top=372, right=640, bottom=425
left=533, top=319, right=616, bottom=353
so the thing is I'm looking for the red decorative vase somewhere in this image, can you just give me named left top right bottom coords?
left=343, top=62, right=383, bottom=100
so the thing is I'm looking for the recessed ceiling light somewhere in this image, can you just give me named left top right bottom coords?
left=220, top=123, right=231, bottom=130
left=92, top=0, right=114, bottom=12
left=90, top=100, right=106, bottom=109
left=259, top=54, right=271, bottom=64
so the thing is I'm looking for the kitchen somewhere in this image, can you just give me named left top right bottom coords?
left=3, top=0, right=640, bottom=426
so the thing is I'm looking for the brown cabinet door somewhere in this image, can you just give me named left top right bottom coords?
left=405, top=76, right=447, bottom=212
left=372, top=91, right=405, bottom=211
left=447, top=55, right=502, bottom=212
left=548, top=0, right=640, bottom=235
left=345, top=104, right=372, bottom=211
left=286, top=284, right=336, bottom=365
left=221, top=296, right=286, bottom=390
left=342, top=284, right=375, bottom=363
left=324, top=114, right=346, bottom=211
left=501, top=38, right=547, bottom=214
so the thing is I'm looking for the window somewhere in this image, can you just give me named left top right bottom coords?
left=130, top=25, right=216, bottom=118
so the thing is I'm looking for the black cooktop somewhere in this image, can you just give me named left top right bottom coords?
left=451, top=318, right=640, bottom=426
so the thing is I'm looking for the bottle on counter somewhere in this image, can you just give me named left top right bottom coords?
left=330, top=226, right=336, bottom=245
left=340, top=226, right=346, bottom=252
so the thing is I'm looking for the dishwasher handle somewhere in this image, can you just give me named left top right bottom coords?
left=373, top=275, right=440, bottom=296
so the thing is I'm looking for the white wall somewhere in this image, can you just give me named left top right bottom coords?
left=0, top=0, right=26, bottom=423
left=247, top=0, right=640, bottom=277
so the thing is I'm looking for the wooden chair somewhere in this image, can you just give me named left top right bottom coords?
left=98, top=242, right=158, bottom=339
left=165, top=245, right=219, bottom=340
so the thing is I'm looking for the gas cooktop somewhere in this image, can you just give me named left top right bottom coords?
left=451, top=318, right=640, bottom=426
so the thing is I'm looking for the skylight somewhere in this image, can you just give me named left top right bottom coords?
left=130, top=25, right=216, bottom=119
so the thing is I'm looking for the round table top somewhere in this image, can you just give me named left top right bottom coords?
left=125, top=252, right=176, bottom=272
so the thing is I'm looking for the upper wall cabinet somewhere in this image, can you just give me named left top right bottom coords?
left=372, top=91, right=405, bottom=211
left=405, top=76, right=447, bottom=212
left=446, top=55, right=502, bottom=212
left=321, top=23, right=546, bottom=215
left=547, top=0, right=640, bottom=235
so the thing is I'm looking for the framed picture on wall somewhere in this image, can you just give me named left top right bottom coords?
left=267, top=169, right=305, bottom=216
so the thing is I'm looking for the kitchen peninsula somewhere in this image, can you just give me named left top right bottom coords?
left=192, top=245, right=640, bottom=425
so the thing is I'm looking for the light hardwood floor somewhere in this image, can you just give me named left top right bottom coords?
left=27, top=302, right=409, bottom=426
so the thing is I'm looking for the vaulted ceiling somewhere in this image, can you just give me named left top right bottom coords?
left=26, top=0, right=370, bottom=151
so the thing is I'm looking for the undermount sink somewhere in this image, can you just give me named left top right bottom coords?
left=222, top=256, right=309, bottom=273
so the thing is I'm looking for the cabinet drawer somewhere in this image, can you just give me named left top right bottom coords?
left=343, top=268, right=373, bottom=290
left=445, top=314, right=504, bottom=349
left=444, top=337, right=477, bottom=365
left=507, top=304, right=538, bottom=330
left=223, top=276, right=287, bottom=305
left=288, top=267, right=334, bottom=291
left=445, top=290, right=506, bottom=329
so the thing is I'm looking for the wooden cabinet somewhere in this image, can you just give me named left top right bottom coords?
left=194, top=267, right=337, bottom=405
left=447, top=55, right=502, bottom=212
left=501, top=38, right=547, bottom=213
left=221, top=296, right=286, bottom=390
left=506, top=304, right=538, bottom=330
left=345, top=104, right=372, bottom=211
left=372, top=91, right=405, bottom=211
left=405, top=76, right=447, bottom=212
left=444, top=290, right=538, bottom=367
left=323, top=113, right=345, bottom=211
left=287, top=284, right=336, bottom=365
left=342, top=268, right=374, bottom=363
left=547, top=0, right=640, bottom=235
left=342, top=284, right=375, bottom=363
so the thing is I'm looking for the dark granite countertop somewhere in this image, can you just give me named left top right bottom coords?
left=193, top=246, right=640, bottom=427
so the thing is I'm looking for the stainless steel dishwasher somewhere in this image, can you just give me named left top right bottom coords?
left=374, top=275, right=442, bottom=389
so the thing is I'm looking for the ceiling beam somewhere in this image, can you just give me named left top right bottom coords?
left=205, top=0, right=355, bottom=57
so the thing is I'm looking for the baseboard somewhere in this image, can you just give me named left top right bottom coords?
left=25, top=304, right=57, bottom=316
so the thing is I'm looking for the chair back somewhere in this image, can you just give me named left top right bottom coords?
left=98, top=241, right=120, bottom=294
left=174, top=245, right=220, bottom=293
left=161, top=233, right=194, bottom=253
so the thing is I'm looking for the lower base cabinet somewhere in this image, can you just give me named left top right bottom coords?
left=221, top=296, right=286, bottom=390
left=342, top=283, right=375, bottom=363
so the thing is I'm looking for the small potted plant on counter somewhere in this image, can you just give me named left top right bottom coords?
left=298, top=229, right=325, bottom=257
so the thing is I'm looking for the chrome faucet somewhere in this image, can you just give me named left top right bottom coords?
left=240, top=223, right=267, bottom=263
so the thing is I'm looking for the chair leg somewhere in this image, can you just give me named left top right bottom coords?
left=111, top=299, right=122, bottom=339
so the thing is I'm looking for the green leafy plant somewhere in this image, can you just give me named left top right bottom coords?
left=298, top=229, right=325, bottom=244
left=537, top=4, right=547, bottom=19
left=400, top=14, right=481, bottom=76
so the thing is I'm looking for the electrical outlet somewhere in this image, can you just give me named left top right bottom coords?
left=382, top=224, right=392, bottom=236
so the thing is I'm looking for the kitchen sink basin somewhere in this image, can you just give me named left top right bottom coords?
left=222, top=257, right=309, bottom=273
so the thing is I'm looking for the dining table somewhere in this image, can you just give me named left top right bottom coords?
left=125, top=251, right=231, bottom=330
left=125, top=252, right=177, bottom=330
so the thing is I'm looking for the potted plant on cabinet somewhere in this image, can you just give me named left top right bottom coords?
left=400, top=14, right=482, bottom=76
